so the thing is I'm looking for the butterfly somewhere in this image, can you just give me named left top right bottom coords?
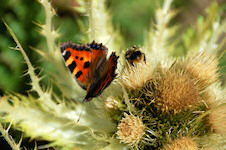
left=60, top=40, right=119, bottom=102
left=125, top=46, right=146, bottom=66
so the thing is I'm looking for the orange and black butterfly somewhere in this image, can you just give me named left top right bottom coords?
left=60, top=41, right=119, bottom=102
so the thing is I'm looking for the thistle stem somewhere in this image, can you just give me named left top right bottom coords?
left=0, top=123, right=20, bottom=150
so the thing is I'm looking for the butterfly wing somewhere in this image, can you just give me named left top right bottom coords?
left=85, top=41, right=108, bottom=89
left=61, top=40, right=119, bottom=102
left=84, top=52, right=119, bottom=101
left=60, top=41, right=92, bottom=90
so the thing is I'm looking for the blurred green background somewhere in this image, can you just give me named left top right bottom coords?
left=0, top=0, right=225, bottom=148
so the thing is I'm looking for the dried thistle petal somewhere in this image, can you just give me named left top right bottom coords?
left=162, top=137, right=198, bottom=150
left=183, top=51, right=219, bottom=89
left=117, top=114, right=145, bottom=148
left=151, top=70, right=201, bottom=113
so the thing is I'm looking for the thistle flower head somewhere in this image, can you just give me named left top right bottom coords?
left=208, top=103, right=226, bottom=135
left=121, top=61, right=155, bottom=91
left=162, top=137, right=198, bottom=150
left=105, top=96, right=120, bottom=110
left=104, top=96, right=125, bottom=120
left=183, top=51, right=219, bottom=89
left=151, top=70, right=201, bottom=113
left=201, top=83, right=226, bottom=135
left=117, top=114, right=145, bottom=148
left=197, top=133, right=226, bottom=149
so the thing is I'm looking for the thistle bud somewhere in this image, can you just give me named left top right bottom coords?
left=117, top=114, right=145, bottom=148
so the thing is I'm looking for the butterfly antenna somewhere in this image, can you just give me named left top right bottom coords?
left=88, top=101, right=94, bottom=109
left=77, top=102, right=85, bottom=122
left=99, top=94, right=104, bottom=102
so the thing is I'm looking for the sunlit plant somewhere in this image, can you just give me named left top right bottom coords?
left=0, top=0, right=225, bottom=149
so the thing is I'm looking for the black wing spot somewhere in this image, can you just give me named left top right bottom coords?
left=80, top=57, right=84, bottom=61
left=75, top=70, right=83, bottom=78
left=68, top=61, right=77, bottom=73
left=75, top=56, right=79, bottom=59
left=84, top=61, right=90, bottom=68
left=64, top=51, right=71, bottom=61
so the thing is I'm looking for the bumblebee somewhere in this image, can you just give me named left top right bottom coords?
left=125, top=46, right=146, bottom=66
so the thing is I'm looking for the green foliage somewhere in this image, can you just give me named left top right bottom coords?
left=107, top=0, right=159, bottom=46
left=0, top=0, right=45, bottom=93
left=0, top=0, right=84, bottom=94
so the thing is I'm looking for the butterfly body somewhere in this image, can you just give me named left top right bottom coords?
left=60, top=41, right=119, bottom=102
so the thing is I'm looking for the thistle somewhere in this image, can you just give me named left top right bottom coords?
left=208, top=103, right=226, bottom=135
left=150, top=70, right=201, bottom=114
left=121, top=61, right=155, bottom=91
left=117, top=114, right=145, bottom=149
left=162, top=137, right=198, bottom=150
left=182, top=51, right=220, bottom=90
